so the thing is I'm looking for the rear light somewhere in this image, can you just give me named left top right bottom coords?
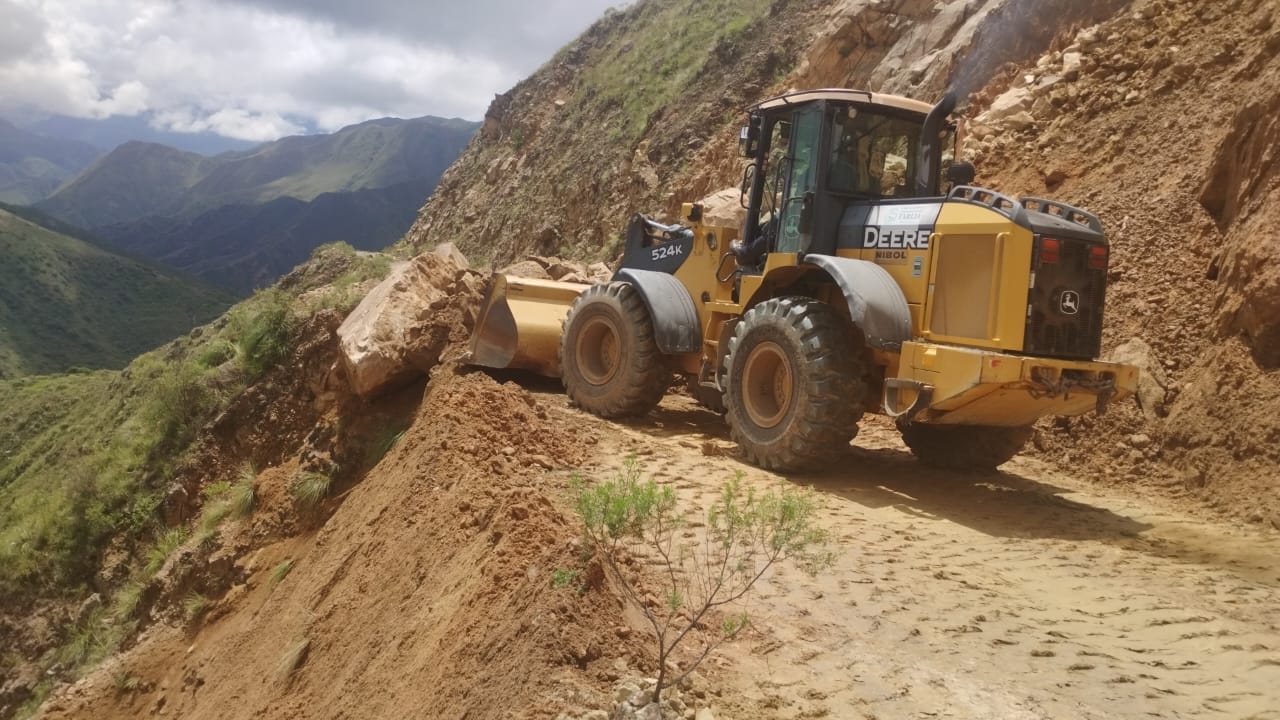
left=1040, top=237, right=1060, bottom=264
left=1088, top=245, right=1108, bottom=270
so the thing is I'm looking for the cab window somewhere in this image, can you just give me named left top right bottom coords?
left=827, top=107, right=921, bottom=198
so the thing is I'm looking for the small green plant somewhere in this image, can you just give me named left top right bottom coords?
left=574, top=460, right=831, bottom=704
left=291, top=470, right=332, bottom=511
left=144, top=527, right=189, bottom=576
left=230, top=465, right=257, bottom=520
left=109, top=580, right=145, bottom=622
left=111, top=666, right=141, bottom=694
left=195, top=339, right=236, bottom=368
left=229, top=288, right=298, bottom=377
left=199, top=501, right=232, bottom=533
left=365, top=425, right=406, bottom=469
left=551, top=568, right=581, bottom=590
left=269, top=558, right=296, bottom=588
left=203, top=480, right=233, bottom=500
left=269, top=558, right=295, bottom=588
left=275, top=638, right=311, bottom=682
left=183, top=592, right=210, bottom=621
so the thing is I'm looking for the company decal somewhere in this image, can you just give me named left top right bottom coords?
left=1059, top=290, right=1081, bottom=315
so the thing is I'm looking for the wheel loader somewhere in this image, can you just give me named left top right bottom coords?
left=468, top=88, right=1139, bottom=471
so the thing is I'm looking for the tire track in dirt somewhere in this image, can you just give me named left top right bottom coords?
left=560, top=391, right=1280, bottom=720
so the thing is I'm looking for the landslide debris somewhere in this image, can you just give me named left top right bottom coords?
left=967, top=0, right=1280, bottom=523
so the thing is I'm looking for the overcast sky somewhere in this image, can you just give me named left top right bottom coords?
left=0, top=0, right=623, bottom=142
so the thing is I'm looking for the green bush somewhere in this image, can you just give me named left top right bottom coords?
left=574, top=460, right=831, bottom=704
left=291, top=470, right=332, bottom=512
left=229, top=289, right=299, bottom=377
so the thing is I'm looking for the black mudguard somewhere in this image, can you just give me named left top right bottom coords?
left=614, top=268, right=701, bottom=355
left=803, top=255, right=912, bottom=351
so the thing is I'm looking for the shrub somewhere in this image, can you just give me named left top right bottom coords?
left=229, top=289, right=298, bottom=377
left=144, top=527, right=189, bottom=577
left=574, top=460, right=831, bottom=704
left=269, top=558, right=295, bottom=588
left=230, top=465, right=257, bottom=520
left=139, top=358, right=221, bottom=453
left=291, top=470, right=332, bottom=511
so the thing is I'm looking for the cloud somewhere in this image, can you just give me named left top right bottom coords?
left=0, top=0, right=623, bottom=141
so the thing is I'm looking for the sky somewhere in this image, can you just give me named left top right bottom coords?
left=0, top=0, right=623, bottom=142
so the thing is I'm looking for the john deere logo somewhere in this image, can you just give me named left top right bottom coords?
left=1060, top=290, right=1081, bottom=315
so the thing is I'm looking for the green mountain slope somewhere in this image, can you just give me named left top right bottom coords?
left=32, top=141, right=211, bottom=228
left=0, top=206, right=234, bottom=378
left=36, top=116, right=478, bottom=229
left=0, top=119, right=102, bottom=205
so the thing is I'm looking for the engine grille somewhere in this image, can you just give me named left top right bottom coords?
left=1024, top=236, right=1106, bottom=360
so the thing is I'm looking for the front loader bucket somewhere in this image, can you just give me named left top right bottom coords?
left=468, top=275, right=590, bottom=377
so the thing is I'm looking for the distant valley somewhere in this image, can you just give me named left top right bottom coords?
left=0, top=204, right=233, bottom=378
left=29, top=115, right=479, bottom=293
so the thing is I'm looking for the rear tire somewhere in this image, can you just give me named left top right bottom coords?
left=724, top=297, right=865, bottom=471
left=561, top=282, right=668, bottom=418
left=896, top=421, right=1033, bottom=471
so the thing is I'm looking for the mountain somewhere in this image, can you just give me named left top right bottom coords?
left=0, top=119, right=102, bottom=205
left=22, top=113, right=258, bottom=156
left=96, top=179, right=432, bottom=292
left=37, top=116, right=478, bottom=229
left=33, top=116, right=478, bottom=291
left=404, top=0, right=1126, bottom=264
left=32, top=142, right=212, bottom=229
left=0, top=205, right=234, bottom=378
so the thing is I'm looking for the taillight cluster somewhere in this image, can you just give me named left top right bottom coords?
left=1040, top=237, right=1061, bottom=263
left=1037, top=236, right=1108, bottom=270
left=1088, top=245, right=1108, bottom=270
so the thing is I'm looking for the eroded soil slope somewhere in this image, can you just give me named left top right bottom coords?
left=38, top=370, right=629, bottom=720
left=965, top=0, right=1280, bottom=523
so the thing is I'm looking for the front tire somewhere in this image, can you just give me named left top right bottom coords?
left=896, top=421, right=1033, bottom=471
left=561, top=282, right=668, bottom=418
left=724, top=297, right=866, bottom=471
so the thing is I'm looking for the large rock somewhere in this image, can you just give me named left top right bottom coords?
left=698, top=187, right=746, bottom=231
left=337, top=247, right=478, bottom=399
left=1108, top=338, right=1169, bottom=418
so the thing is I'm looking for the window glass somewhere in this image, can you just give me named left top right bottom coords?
left=828, top=107, right=921, bottom=198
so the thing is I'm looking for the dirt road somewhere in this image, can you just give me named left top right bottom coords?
left=572, top=392, right=1280, bottom=720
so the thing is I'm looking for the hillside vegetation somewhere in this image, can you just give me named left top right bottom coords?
left=0, top=243, right=395, bottom=712
left=0, top=207, right=233, bottom=378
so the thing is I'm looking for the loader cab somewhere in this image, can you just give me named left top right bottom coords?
left=740, top=90, right=959, bottom=260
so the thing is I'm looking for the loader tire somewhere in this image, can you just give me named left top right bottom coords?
left=896, top=421, right=1033, bottom=471
left=561, top=282, right=669, bottom=418
left=724, top=297, right=865, bottom=472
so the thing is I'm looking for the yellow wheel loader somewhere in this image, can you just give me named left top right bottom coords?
left=469, top=89, right=1139, bottom=472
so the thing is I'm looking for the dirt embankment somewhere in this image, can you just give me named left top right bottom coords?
left=36, top=366, right=642, bottom=720
left=966, top=0, right=1280, bottom=523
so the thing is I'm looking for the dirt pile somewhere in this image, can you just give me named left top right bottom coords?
left=36, top=368, right=634, bottom=720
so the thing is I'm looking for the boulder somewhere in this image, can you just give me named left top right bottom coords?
left=697, top=187, right=746, bottom=231
left=337, top=253, right=475, bottom=399
left=1108, top=338, right=1170, bottom=418
left=499, top=259, right=552, bottom=280
left=432, top=242, right=469, bottom=270
left=978, top=86, right=1033, bottom=125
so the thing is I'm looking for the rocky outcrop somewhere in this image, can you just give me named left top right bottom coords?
left=1201, top=93, right=1280, bottom=369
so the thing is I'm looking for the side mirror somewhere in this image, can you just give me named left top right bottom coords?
left=947, top=161, right=976, bottom=186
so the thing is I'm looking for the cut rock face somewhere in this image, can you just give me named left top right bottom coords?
left=337, top=247, right=480, bottom=399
